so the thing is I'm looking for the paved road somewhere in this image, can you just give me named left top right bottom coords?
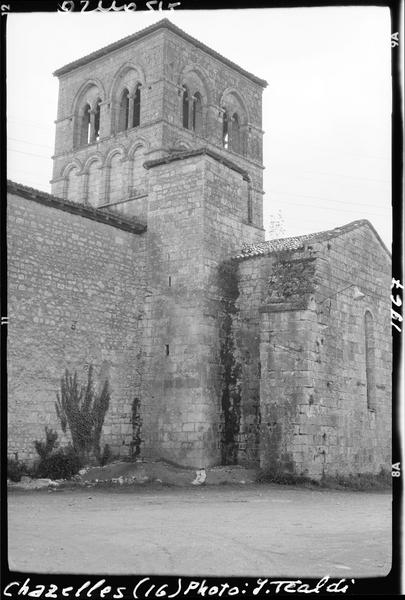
left=8, top=484, right=391, bottom=578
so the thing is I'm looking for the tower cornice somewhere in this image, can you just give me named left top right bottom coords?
left=53, top=19, right=268, bottom=89
left=143, top=146, right=250, bottom=181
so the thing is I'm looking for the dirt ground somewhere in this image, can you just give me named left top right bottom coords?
left=8, top=484, right=391, bottom=578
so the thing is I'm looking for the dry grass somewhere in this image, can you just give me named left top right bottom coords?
left=257, top=467, right=392, bottom=491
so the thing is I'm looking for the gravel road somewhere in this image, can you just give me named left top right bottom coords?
left=8, top=484, right=391, bottom=578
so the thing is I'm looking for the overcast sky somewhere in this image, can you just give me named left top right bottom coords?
left=7, top=7, right=392, bottom=247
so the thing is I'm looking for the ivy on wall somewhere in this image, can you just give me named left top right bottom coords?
left=266, top=254, right=317, bottom=307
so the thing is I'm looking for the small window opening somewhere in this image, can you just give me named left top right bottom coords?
left=81, top=103, right=91, bottom=146
left=222, top=110, right=229, bottom=149
left=124, top=96, right=129, bottom=129
left=192, top=92, right=202, bottom=134
left=168, top=276, right=171, bottom=287
left=94, top=99, right=101, bottom=142
left=365, top=311, right=376, bottom=412
left=118, top=88, right=129, bottom=132
left=231, top=113, right=240, bottom=153
left=133, top=84, right=141, bottom=128
left=165, top=344, right=170, bottom=356
left=182, top=86, right=189, bottom=129
left=247, top=185, right=253, bottom=223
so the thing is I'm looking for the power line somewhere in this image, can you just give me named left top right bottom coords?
left=7, top=177, right=51, bottom=190
left=8, top=137, right=53, bottom=149
left=268, top=167, right=390, bottom=184
left=267, top=150, right=390, bottom=162
left=278, top=219, right=391, bottom=237
left=266, top=200, right=389, bottom=216
left=268, top=189, right=390, bottom=210
left=8, top=148, right=51, bottom=159
left=7, top=116, right=53, bottom=130
left=303, top=170, right=390, bottom=184
left=8, top=167, right=51, bottom=179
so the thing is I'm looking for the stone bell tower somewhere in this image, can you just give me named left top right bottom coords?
left=51, top=19, right=268, bottom=466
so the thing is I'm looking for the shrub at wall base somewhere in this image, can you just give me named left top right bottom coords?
left=55, top=366, right=110, bottom=464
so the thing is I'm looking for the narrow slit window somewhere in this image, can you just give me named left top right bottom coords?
left=231, top=113, right=240, bottom=153
left=81, top=103, right=91, bottom=146
left=192, top=92, right=203, bottom=134
left=165, top=344, right=170, bottom=356
left=247, top=184, right=253, bottom=223
left=182, top=86, right=189, bottom=129
left=118, top=88, right=129, bottom=132
left=94, top=99, right=101, bottom=142
left=133, top=85, right=141, bottom=128
left=364, top=311, right=376, bottom=412
left=168, top=276, right=171, bottom=287
left=222, top=110, right=229, bottom=149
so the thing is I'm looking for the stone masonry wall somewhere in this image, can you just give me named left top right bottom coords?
left=258, top=225, right=391, bottom=479
left=232, top=255, right=275, bottom=465
left=52, top=29, right=167, bottom=209
left=234, top=250, right=320, bottom=468
left=140, top=155, right=207, bottom=467
left=202, top=157, right=264, bottom=465
left=7, top=190, right=147, bottom=462
left=260, top=305, right=320, bottom=476
left=52, top=23, right=266, bottom=230
left=311, top=226, right=391, bottom=476
left=53, top=30, right=166, bottom=158
left=161, top=28, right=265, bottom=229
left=138, top=152, right=264, bottom=467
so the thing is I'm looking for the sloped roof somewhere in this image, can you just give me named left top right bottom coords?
left=144, top=146, right=249, bottom=180
left=53, top=18, right=268, bottom=88
left=234, top=219, right=391, bottom=260
left=7, top=180, right=146, bottom=234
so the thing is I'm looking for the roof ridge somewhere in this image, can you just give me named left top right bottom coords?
left=236, top=219, right=390, bottom=259
left=53, top=18, right=268, bottom=87
left=7, top=179, right=146, bottom=234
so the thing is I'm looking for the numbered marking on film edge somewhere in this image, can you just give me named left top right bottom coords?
left=392, top=463, right=401, bottom=477
left=391, top=32, right=399, bottom=47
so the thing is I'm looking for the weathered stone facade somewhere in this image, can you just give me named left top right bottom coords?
left=7, top=183, right=147, bottom=461
left=51, top=19, right=265, bottom=229
left=7, top=20, right=391, bottom=477
left=234, top=222, right=391, bottom=477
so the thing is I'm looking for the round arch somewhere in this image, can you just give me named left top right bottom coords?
left=127, top=137, right=150, bottom=160
left=60, top=158, right=83, bottom=179
left=177, top=64, right=212, bottom=105
left=109, top=63, right=145, bottom=135
left=71, top=80, right=105, bottom=148
left=103, top=145, right=127, bottom=168
left=71, top=78, right=106, bottom=115
left=108, top=62, right=146, bottom=101
left=82, top=152, right=103, bottom=173
left=219, top=87, right=250, bottom=124
left=62, top=159, right=83, bottom=202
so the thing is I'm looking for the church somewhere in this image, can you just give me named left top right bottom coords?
left=7, top=18, right=391, bottom=479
